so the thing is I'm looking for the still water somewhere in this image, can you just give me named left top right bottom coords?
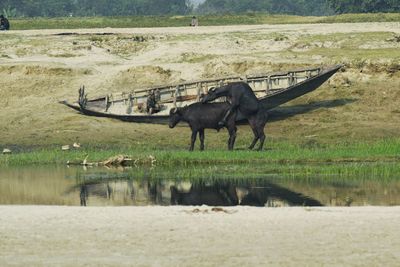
left=0, top=164, right=399, bottom=207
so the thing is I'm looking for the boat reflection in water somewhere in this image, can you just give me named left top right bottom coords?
left=69, top=178, right=322, bottom=207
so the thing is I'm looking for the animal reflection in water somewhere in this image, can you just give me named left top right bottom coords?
left=170, top=183, right=322, bottom=207
left=72, top=179, right=165, bottom=206
left=68, top=179, right=322, bottom=207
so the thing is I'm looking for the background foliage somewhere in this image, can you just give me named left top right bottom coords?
left=1, top=0, right=399, bottom=18
left=0, top=0, right=191, bottom=17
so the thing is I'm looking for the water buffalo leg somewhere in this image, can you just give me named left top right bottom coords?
left=231, top=127, right=237, bottom=150
left=257, top=130, right=265, bottom=151
left=189, top=130, right=198, bottom=151
left=228, top=126, right=237, bottom=150
left=256, top=115, right=267, bottom=151
left=248, top=134, right=259, bottom=150
left=248, top=121, right=259, bottom=150
left=199, top=129, right=205, bottom=151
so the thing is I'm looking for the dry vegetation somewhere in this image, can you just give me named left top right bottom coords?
left=0, top=22, right=399, bottom=150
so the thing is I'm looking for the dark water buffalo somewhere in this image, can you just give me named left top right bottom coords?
left=201, top=82, right=259, bottom=126
left=201, top=82, right=268, bottom=150
left=169, top=102, right=237, bottom=151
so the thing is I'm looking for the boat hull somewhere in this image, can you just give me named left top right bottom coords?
left=258, top=65, right=341, bottom=109
left=61, top=65, right=342, bottom=124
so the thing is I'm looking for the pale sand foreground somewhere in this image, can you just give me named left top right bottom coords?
left=1, top=206, right=400, bottom=266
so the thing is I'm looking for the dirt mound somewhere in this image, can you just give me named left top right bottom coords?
left=0, top=65, right=91, bottom=76
left=202, top=60, right=270, bottom=78
left=111, top=65, right=181, bottom=90
left=341, top=60, right=400, bottom=75
left=202, top=60, right=311, bottom=78
left=88, top=34, right=155, bottom=57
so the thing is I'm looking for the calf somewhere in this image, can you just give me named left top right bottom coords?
left=169, top=102, right=237, bottom=151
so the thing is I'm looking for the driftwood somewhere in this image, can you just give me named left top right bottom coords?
left=67, top=155, right=132, bottom=167
left=67, top=154, right=155, bottom=167
left=102, top=155, right=133, bottom=166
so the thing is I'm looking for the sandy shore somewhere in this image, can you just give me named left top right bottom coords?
left=1, top=206, right=399, bottom=266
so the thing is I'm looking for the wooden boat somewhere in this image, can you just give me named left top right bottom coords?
left=61, top=64, right=342, bottom=124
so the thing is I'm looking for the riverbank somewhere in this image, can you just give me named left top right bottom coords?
left=8, top=13, right=400, bottom=30
left=1, top=138, right=400, bottom=166
left=1, top=23, right=400, bottom=151
left=0, top=206, right=399, bottom=266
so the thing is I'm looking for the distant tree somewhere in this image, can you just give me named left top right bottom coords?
left=361, top=0, right=400, bottom=12
left=196, top=0, right=332, bottom=15
left=0, top=0, right=192, bottom=17
left=2, top=6, right=18, bottom=17
left=327, top=0, right=400, bottom=13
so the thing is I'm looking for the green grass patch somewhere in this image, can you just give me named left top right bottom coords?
left=127, top=162, right=400, bottom=181
left=317, top=13, right=400, bottom=23
left=301, top=47, right=400, bottom=62
left=8, top=13, right=400, bottom=30
left=9, top=14, right=316, bottom=30
left=1, top=138, right=399, bottom=167
left=295, top=32, right=396, bottom=48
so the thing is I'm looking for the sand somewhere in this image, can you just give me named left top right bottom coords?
left=1, top=206, right=400, bottom=266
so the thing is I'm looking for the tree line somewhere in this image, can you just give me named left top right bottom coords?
left=196, top=0, right=399, bottom=15
left=197, top=0, right=332, bottom=16
left=0, top=0, right=190, bottom=17
left=1, top=0, right=399, bottom=18
left=327, top=0, right=399, bottom=14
